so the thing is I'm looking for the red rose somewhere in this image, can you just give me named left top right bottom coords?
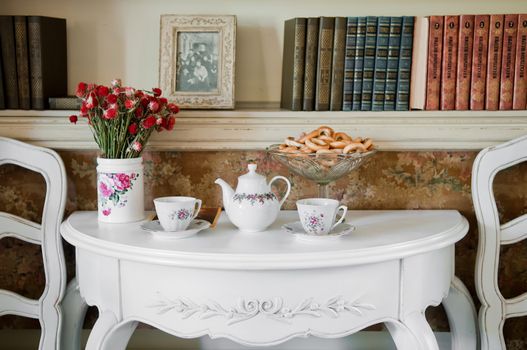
left=143, top=115, right=156, bottom=129
left=128, top=123, right=138, bottom=135
left=140, top=97, right=149, bottom=108
left=148, top=101, right=160, bottom=113
left=106, top=94, right=118, bottom=104
left=96, top=85, right=109, bottom=97
left=135, top=90, right=144, bottom=98
left=159, top=97, right=167, bottom=106
left=76, top=82, right=87, bottom=97
left=85, top=92, right=98, bottom=109
left=152, top=88, right=162, bottom=97
left=125, top=99, right=135, bottom=109
left=166, top=116, right=176, bottom=130
left=134, top=106, right=143, bottom=118
left=80, top=103, right=88, bottom=116
left=103, top=108, right=117, bottom=120
left=167, top=103, right=180, bottom=113
left=69, top=115, right=78, bottom=124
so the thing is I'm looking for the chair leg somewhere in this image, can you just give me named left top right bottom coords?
left=443, top=276, right=478, bottom=350
left=61, top=278, right=88, bottom=350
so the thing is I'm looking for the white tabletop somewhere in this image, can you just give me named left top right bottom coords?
left=61, top=210, right=468, bottom=270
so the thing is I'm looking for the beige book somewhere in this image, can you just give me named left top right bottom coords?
left=410, top=16, right=429, bottom=110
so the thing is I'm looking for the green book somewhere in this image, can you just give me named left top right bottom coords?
left=360, top=16, right=377, bottom=111
left=395, top=16, right=414, bottom=111
left=352, top=17, right=367, bottom=110
left=371, top=16, right=390, bottom=111
left=384, top=17, right=402, bottom=111
left=280, top=18, right=307, bottom=111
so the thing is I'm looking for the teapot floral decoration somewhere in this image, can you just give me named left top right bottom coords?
left=215, top=164, right=291, bottom=232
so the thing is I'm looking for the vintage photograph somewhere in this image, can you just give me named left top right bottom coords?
left=159, top=15, right=236, bottom=109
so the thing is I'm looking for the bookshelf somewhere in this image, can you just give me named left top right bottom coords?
left=1, top=0, right=527, bottom=151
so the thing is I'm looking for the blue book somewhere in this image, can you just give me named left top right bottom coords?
left=342, top=17, right=358, bottom=111
left=395, top=16, right=414, bottom=111
left=352, top=17, right=366, bottom=110
left=361, top=16, right=378, bottom=111
left=371, top=17, right=390, bottom=111
left=383, top=17, right=402, bottom=111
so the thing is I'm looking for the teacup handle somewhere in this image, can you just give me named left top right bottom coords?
left=331, top=205, right=348, bottom=231
left=269, top=176, right=291, bottom=208
left=192, top=199, right=202, bottom=219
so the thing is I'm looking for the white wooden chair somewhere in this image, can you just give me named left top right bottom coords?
left=472, top=135, right=527, bottom=349
left=0, top=137, right=67, bottom=349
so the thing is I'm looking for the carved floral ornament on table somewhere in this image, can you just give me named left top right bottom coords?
left=70, top=79, right=180, bottom=223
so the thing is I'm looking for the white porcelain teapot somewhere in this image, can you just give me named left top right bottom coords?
left=215, top=164, right=291, bottom=232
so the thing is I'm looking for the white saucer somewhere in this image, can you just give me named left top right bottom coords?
left=141, top=219, right=210, bottom=239
left=282, top=221, right=355, bottom=242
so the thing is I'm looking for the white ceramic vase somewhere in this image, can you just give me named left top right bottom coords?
left=96, top=157, right=144, bottom=223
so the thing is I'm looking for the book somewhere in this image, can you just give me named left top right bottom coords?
left=0, top=16, right=19, bottom=109
left=342, top=17, right=358, bottom=111
left=410, top=16, right=429, bottom=110
left=303, top=17, right=319, bottom=111
left=352, top=17, right=367, bottom=110
left=425, top=16, right=443, bottom=110
left=384, top=16, right=402, bottom=111
left=27, top=16, right=67, bottom=110
left=14, top=16, right=30, bottom=110
left=455, top=15, right=474, bottom=110
left=513, top=14, right=527, bottom=110
left=329, top=17, right=347, bottom=111
left=280, top=18, right=306, bottom=111
left=499, top=14, right=518, bottom=110
left=371, top=16, right=390, bottom=111
left=441, top=15, right=459, bottom=110
left=361, top=16, right=377, bottom=111
left=48, top=96, right=82, bottom=110
left=486, top=15, right=504, bottom=110
left=470, top=15, right=489, bottom=110
left=0, top=53, right=4, bottom=109
left=395, top=16, right=414, bottom=111
left=315, top=17, right=335, bottom=111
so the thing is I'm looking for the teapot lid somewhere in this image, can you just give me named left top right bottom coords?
left=237, top=164, right=268, bottom=193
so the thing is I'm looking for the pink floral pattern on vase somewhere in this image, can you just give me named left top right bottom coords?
left=169, top=208, right=192, bottom=221
left=301, top=211, right=325, bottom=235
left=98, top=172, right=139, bottom=216
left=233, top=192, right=277, bottom=205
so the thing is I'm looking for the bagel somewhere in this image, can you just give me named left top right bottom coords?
left=343, top=142, right=367, bottom=154
left=317, top=126, right=334, bottom=137
left=305, top=138, right=329, bottom=151
left=334, top=132, right=352, bottom=142
left=284, top=137, right=303, bottom=148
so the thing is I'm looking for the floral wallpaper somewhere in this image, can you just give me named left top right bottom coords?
left=0, top=150, right=526, bottom=348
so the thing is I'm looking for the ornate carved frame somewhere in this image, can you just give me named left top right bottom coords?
left=159, top=15, right=236, bottom=109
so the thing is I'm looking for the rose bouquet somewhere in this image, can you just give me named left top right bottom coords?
left=70, top=79, right=179, bottom=158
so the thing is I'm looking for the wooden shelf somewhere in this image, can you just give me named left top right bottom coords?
left=0, top=108, right=526, bottom=151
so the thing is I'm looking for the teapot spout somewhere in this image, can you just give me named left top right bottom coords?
left=215, top=178, right=234, bottom=212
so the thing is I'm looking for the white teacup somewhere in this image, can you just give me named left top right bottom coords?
left=153, top=196, right=202, bottom=232
left=296, top=198, right=348, bottom=235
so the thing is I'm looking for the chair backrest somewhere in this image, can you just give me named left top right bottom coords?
left=0, top=137, right=67, bottom=350
left=472, top=135, right=527, bottom=350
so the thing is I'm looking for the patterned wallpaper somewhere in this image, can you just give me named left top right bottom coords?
left=0, top=150, right=526, bottom=348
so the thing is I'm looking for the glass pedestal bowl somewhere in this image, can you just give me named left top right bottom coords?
left=267, top=145, right=377, bottom=198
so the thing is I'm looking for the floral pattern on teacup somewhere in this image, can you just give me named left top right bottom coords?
left=233, top=192, right=277, bottom=205
left=98, top=172, right=139, bottom=216
left=169, top=208, right=192, bottom=221
left=301, top=211, right=326, bottom=235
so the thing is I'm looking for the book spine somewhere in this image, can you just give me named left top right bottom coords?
left=470, top=15, right=490, bottom=110
left=361, top=16, right=377, bottom=111
left=0, top=53, right=4, bottom=109
left=441, top=16, right=459, bottom=110
left=352, top=17, right=366, bottom=110
left=14, top=16, right=31, bottom=110
left=343, top=17, right=357, bottom=111
left=513, top=14, right=527, bottom=110
left=486, top=15, right=504, bottom=110
left=280, top=18, right=306, bottom=111
left=28, top=16, right=45, bottom=110
left=315, top=17, right=335, bottom=111
left=371, top=16, right=390, bottom=111
left=384, top=17, right=402, bottom=111
left=499, top=15, right=518, bottom=110
left=425, top=16, right=443, bottom=110
left=0, top=16, right=19, bottom=109
left=303, top=17, right=319, bottom=111
left=455, top=15, right=474, bottom=110
left=410, top=16, right=429, bottom=110
left=330, top=17, right=347, bottom=111
left=395, top=16, right=414, bottom=111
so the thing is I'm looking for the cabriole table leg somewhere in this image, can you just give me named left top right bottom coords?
left=85, top=310, right=137, bottom=350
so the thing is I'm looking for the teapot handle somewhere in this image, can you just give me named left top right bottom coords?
left=269, top=176, right=291, bottom=208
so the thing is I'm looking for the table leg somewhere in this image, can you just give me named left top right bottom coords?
left=385, top=312, right=439, bottom=350
left=85, top=310, right=137, bottom=350
left=61, top=277, right=88, bottom=350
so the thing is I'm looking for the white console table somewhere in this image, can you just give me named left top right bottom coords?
left=60, top=210, right=477, bottom=350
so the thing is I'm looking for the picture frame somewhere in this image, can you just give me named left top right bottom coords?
left=159, top=15, right=236, bottom=109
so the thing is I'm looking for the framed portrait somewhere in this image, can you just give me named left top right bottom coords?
left=159, top=15, right=236, bottom=109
